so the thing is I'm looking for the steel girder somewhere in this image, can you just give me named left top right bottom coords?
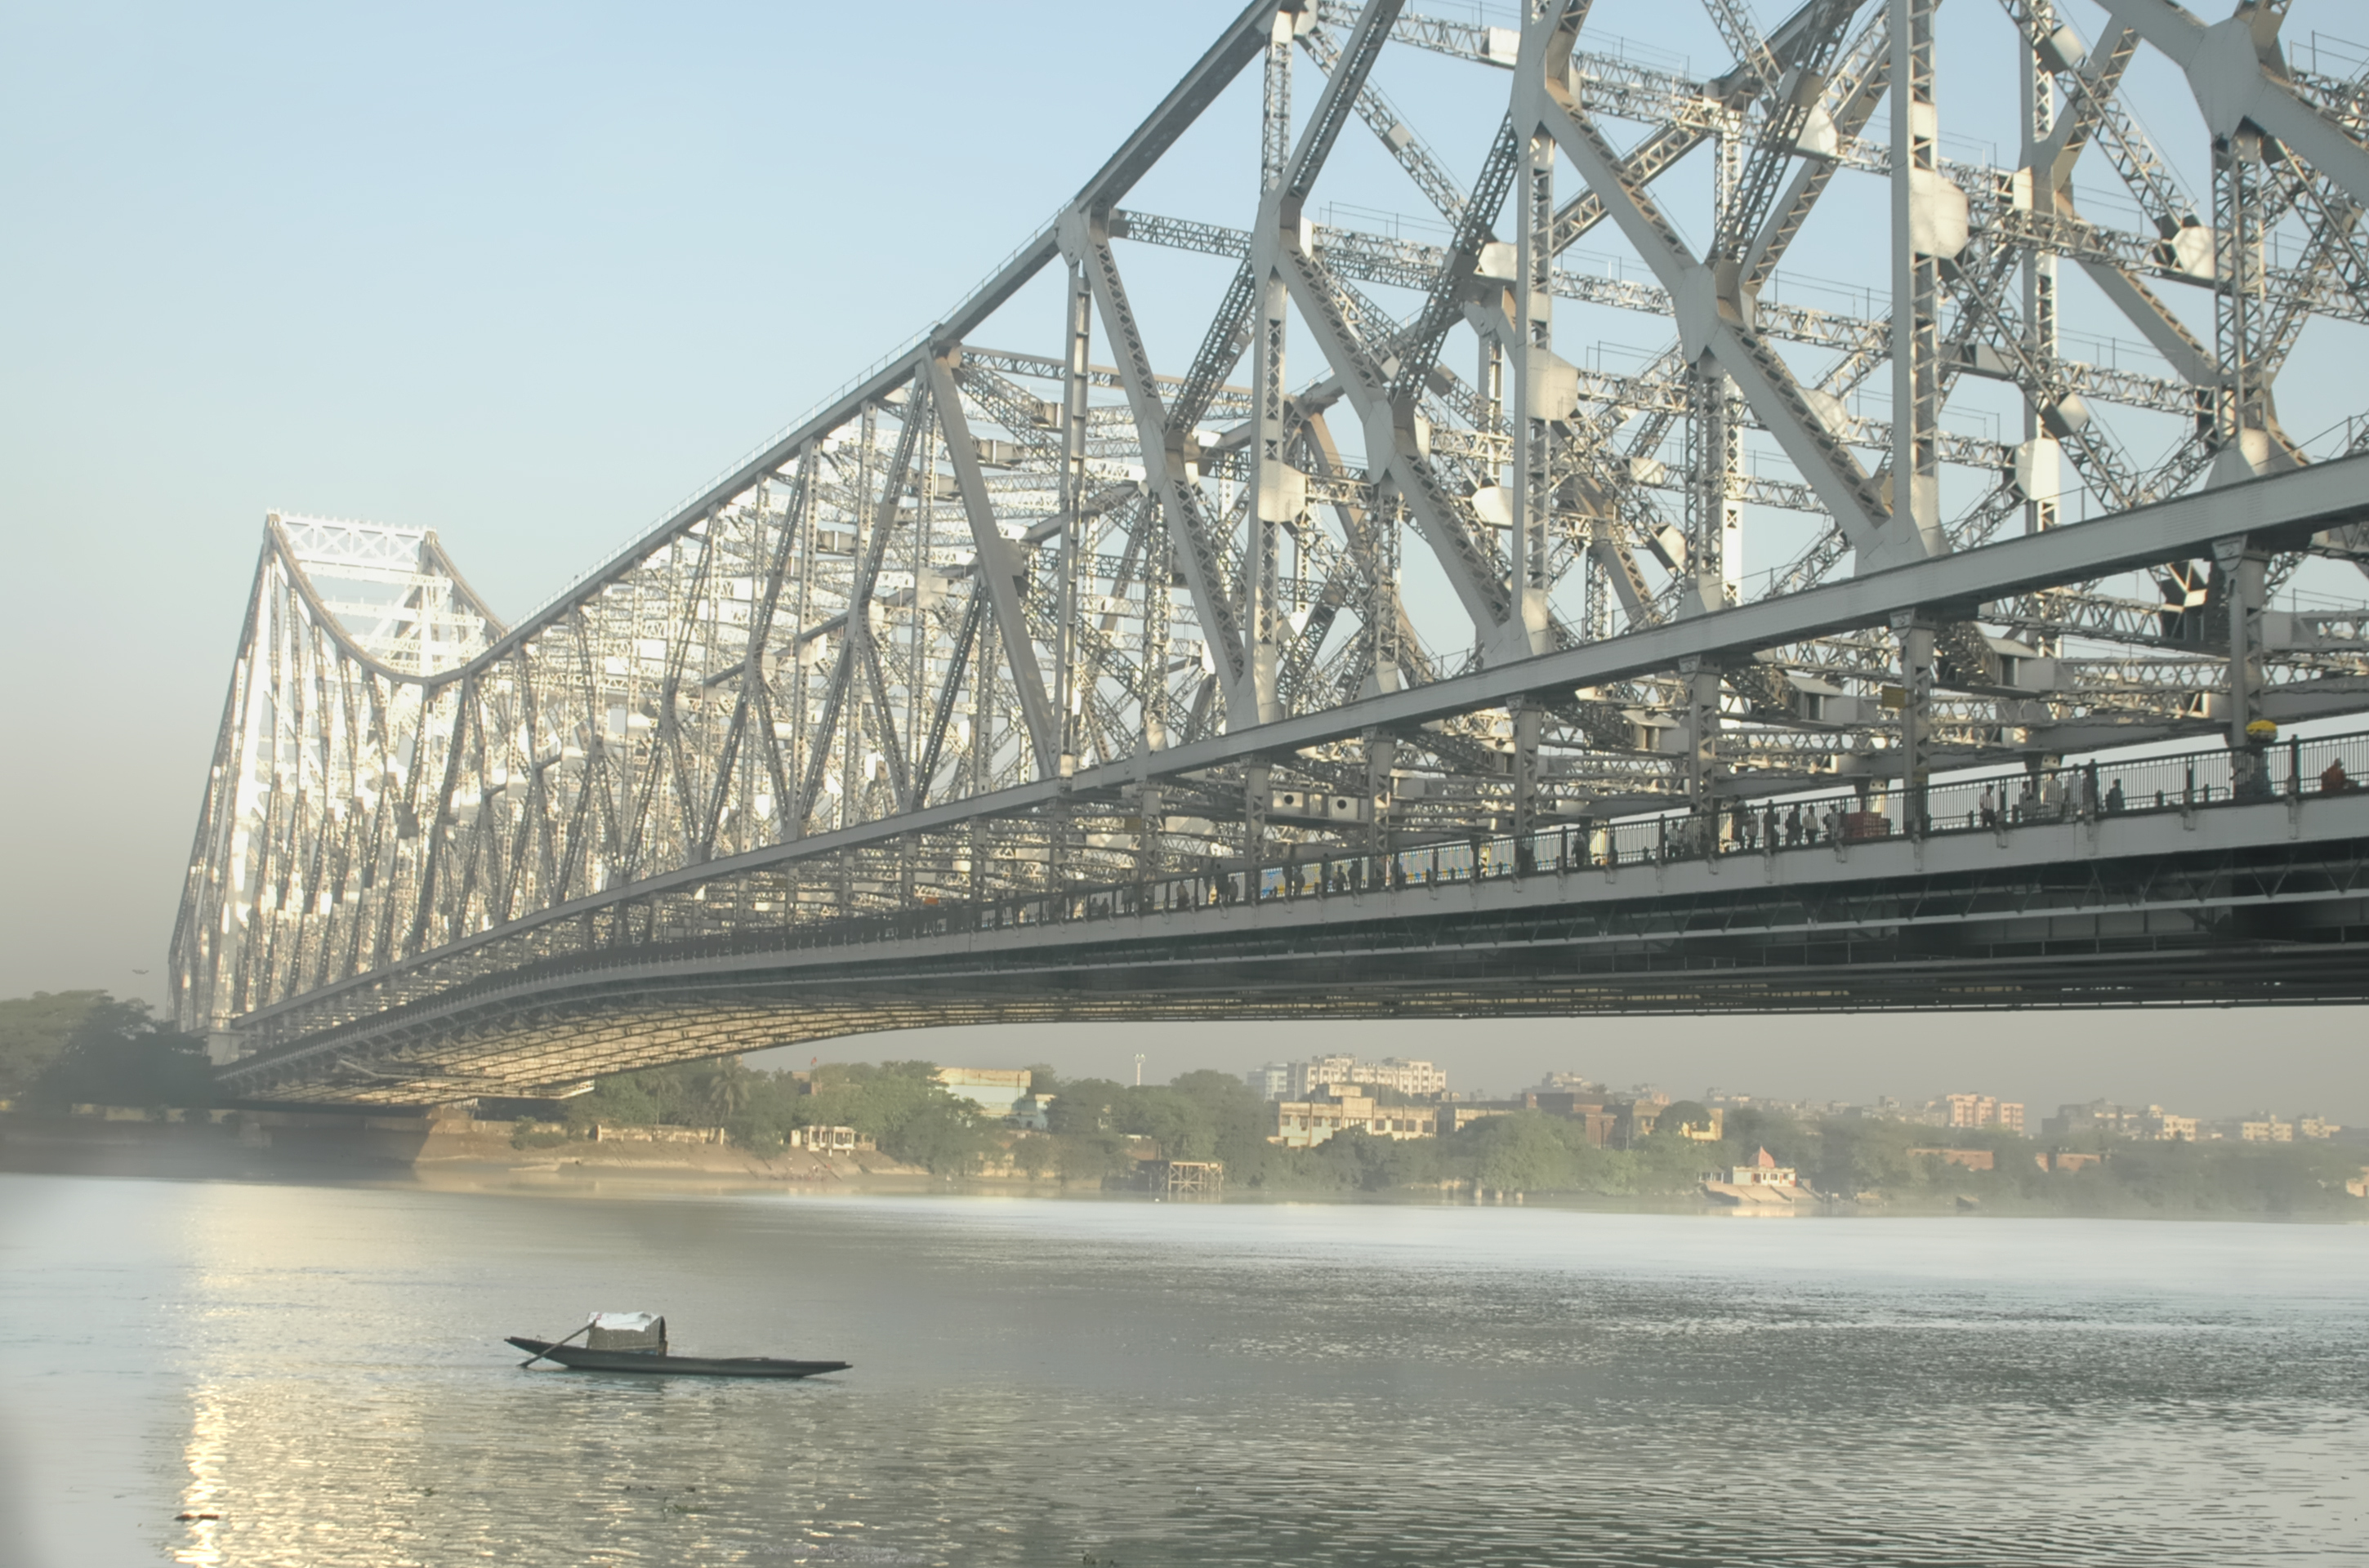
left=176, top=1, right=2369, bottom=1093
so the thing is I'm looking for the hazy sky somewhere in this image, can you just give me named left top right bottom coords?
left=2, top=1, right=2361, bottom=1123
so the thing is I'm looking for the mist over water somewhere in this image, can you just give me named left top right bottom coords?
left=3, top=1174, right=2362, bottom=1566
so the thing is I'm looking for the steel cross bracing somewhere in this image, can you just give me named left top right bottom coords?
left=176, top=0, right=2369, bottom=1093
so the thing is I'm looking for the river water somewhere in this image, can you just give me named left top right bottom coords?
left=2, top=1173, right=2362, bottom=1566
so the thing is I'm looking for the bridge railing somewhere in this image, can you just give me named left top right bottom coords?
left=596, top=725, right=2369, bottom=945
left=966, top=727, right=2369, bottom=924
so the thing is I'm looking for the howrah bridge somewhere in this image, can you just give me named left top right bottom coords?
left=173, top=0, right=2369, bottom=1104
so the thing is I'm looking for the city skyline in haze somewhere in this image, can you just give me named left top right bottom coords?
left=747, top=1009, right=2366, bottom=1127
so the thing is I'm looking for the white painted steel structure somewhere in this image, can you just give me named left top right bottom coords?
left=175, top=1, right=2369, bottom=1100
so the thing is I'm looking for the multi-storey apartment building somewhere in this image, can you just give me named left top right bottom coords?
left=1243, top=1062, right=1293, bottom=1102
left=1269, top=1085, right=1439, bottom=1150
left=1273, top=1054, right=1448, bottom=1101
left=1944, top=1093, right=2026, bottom=1134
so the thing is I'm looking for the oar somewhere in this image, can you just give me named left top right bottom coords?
left=519, top=1319, right=596, bottom=1369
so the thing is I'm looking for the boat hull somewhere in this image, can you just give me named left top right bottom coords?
left=506, top=1336, right=849, bottom=1379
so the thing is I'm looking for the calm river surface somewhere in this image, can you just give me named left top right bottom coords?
left=2, top=1173, right=2363, bottom=1566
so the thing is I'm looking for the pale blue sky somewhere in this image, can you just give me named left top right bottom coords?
left=0, top=0, right=1243, bottom=1000
left=3, top=0, right=2361, bottom=1120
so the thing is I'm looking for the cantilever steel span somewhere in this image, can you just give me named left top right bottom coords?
left=177, top=1, right=2369, bottom=1103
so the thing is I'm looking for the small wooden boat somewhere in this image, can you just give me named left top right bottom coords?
left=505, top=1335, right=850, bottom=1378
left=507, top=1312, right=848, bottom=1379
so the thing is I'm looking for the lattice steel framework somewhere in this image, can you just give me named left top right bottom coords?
left=177, top=0, right=2369, bottom=1082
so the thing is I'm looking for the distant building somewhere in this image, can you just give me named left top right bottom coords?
left=1944, top=1094, right=2026, bottom=1134
left=1719, top=1091, right=1861, bottom=1120
left=1910, top=1147, right=1996, bottom=1171
left=2298, top=1116, right=2344, bottom=1140
left=1280, top=1054, right=1448, bottom=1101
left=1662, top=1105, right=1725, bottom=1142
left=787, top=1125, right=874, bottom=1153
left=1269, top=1085, right=1439, bottom=1149
left=1005, top=1094, right=1055, bottom=1131
left=1244, top=1062, right=1292, bottom=1102
left=2046, top=1099, right=2179, bottom=1139
left=935, top=1067, right=1034, bottom=1117
left=1608, top=1098, right=1665, bottom=1145
left=2046, top=1102, right=2220, bottom=1141
left=2037, top=1151, right=2104, bottom=1173
left=1858, top=1095, right=1948, bottom=1126
left=2223, top=1114, right=2296, bottom=1143
left=1724, top=1147, right=1797, bottom=1187
left=1439, top=1101, right=1522, bottom=1134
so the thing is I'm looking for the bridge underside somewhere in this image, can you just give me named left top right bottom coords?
left=221, top=799, right=2369, bottom=1105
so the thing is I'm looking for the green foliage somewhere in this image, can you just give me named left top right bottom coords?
left=977, top=1068, right=1284, bottom=1187
left=1470, top=1112, right=1577, bottom=1192
left=1720, top=1107, right=1821, bottom=1170
left=561, top=1056, right=999, bottom=1174
left=886, top=1098, right=997, bottom=1176
left=0, top=991, right=212, bottom=1108
left=1054, top=1131, right=1134, bottom=1184
left=1308, top=1128, right=1446, bottom=1191
left=1046, top=1077, right=1129, bottom=1134
left=1661, top=1099, right=1715, bottom=1135
left=564, top=1068, right=695, bottom=1131
left=1007, top=1132, right=1060, bottom=1178
left=0, top=991, right=110, bottom=1098
left=700, top=1058, right=755, bottom=1124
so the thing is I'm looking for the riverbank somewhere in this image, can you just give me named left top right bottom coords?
left=0, top=1107, right=946, bottom=1191
left=7, top=1109, right=2365, bottom=1220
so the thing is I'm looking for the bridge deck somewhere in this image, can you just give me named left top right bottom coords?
left=220, top=782, right=2369, bottom=1104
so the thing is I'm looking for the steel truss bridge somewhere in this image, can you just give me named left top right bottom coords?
left=177, top=0, right=2369, bottom=1104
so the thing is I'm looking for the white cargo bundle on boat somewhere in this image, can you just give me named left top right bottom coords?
left=585, top=1312, right=667, bottom=1353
